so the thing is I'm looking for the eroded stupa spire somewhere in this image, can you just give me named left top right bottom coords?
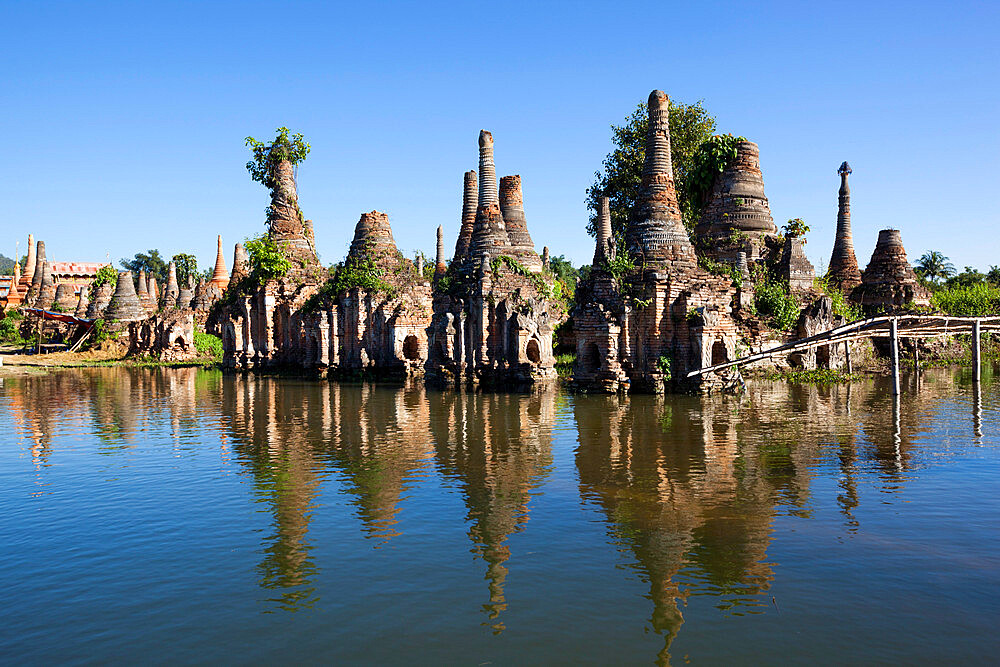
left=470, top=131, right=512, bottom=263
left=500, top=175, right=542, bottom=272
left=478, top=131, right=499, bottom=207
left=827, top=161, right=862, bottom=291
left=164, top=261, right=179, bottom=307
left=74, top=286, right=90, bottom=319
left=28, top=240, right=46, bottom=304
left=434, top=225, right=447, bottom=280
left=38, top=261, right=57, bottom=310
left=594, top=196, right=615, bottom=265
left=231, top=243, right=249, bottom=283
left=454, top=170, right=478, bottom=261
left=694, top=140, right=777, bottom=240
left=268, top=158, right=318, bottom=265
left=625, top=90, right=695, bottom=269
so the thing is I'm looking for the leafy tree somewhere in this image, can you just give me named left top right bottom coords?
left=0, top=254, right=16, bottom=275
left=914, top=251, right=956, bottom=285
left=172, top=253, right=198, bottom=286
left=945, top=266, right=987, bottom=289
left=586, top=98, right=717, bottom=239
left=547, top=254, right=580, bottom=300
left=987, top=265, right=1000, bottom=286
left=245, top=127, right=310, bottom=190
left=121, top=249, right=168, bottom=283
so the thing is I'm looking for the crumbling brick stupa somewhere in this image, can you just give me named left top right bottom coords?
left=572, top=91, right=740, bottom=393
left=213, top=146, right=432, bottom=375
left=853, top=228, right=930, bottom=313
left=427, top=130, right=563, bottom=386
left=294, top=211, right=434, bottom=376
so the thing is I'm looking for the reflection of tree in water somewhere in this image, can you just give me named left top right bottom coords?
left=428, top=390, right=555, bottom=634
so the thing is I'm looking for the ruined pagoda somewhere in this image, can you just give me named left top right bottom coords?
left=572, top=90, right=738, bottom=393
left=427, top=129, right=561, bottom=386
left=853, top=229, right=930, bottom=312
left=827, top=162, right=863, bottom=291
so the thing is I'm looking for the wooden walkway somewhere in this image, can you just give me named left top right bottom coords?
left=688, top=315, right=1000, bottom=394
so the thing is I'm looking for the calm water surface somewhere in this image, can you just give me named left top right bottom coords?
left=1, top=367, right=998, bottom=664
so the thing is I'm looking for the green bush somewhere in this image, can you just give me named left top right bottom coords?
left=244, top=234, right=291, bottom=282
left=755, top=275, right=799, bottom=330
left=194, top=332, right=223, bottom=360
left=932, top=283, right=1000, bottom=317
left=0, top=310, right=26, bottom=344
left=815, top=276, right=862, bottom=321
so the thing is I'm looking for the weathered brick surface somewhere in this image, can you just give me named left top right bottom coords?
left=453, top=171, right=478, bottom=262
left=499, top=175, right=542, bottom=272
left=780, top=237, right=815, bottom=292
left=853, top=228, right=930, bottom=312
left=105, top=271, right=146, bottom=322
left=128, top=309, right=198, bottom=361
left=695, top=140, right=778, bottom=241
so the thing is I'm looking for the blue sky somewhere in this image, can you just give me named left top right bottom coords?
left=3, top=1, right=998, bottom=275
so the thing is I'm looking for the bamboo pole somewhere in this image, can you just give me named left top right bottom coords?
left=845, top=341, right=852, bottom=374
left=890, top=317, right=900, bottom=396
left=973, top=319, right=982, bottom=384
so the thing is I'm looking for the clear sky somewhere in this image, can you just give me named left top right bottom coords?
left=3, top=1, right=998, bottom=275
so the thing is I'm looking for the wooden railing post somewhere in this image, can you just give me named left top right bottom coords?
left=890, top=317, right=900, bottom=396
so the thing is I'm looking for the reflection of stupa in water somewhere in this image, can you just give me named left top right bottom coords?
left=219, top=378, right=437, bottom=610
left=428, top=390, right=556, bottom=633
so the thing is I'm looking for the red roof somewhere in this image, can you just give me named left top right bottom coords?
left=50, top=262, right=110, bottom=277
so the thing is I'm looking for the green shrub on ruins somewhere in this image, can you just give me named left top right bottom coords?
left=244, top=234, right=291, bottom=282
left=932, top=283, right=1000, bottom=317
left=194, top=332, right=223, bottom=360
left=754, top=273, right=799, bottom=331
left=684, top=134, right=747, bottom=215
left=91, top=265, right=119, bottom=291
left=245, top=127, right=310, bottom=190
left=815, top=276, right=862, bottom=322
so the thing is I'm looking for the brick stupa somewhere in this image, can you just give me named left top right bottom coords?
left=827, top=162, right=863, bottom=291
left=499, top=175, right=542, bottom=272
left=854, top=229, right=930, bottom=311
left=625, top=90, right=696, bottom=270
left=468, top=131, right=514, bottom=265
left=210, top=235, right=230, bottom=290
left=87, top=281, right=113, bottom=319
left=453, top=170, right=478, bottom=263
left=105, top=271, right=146, bottom=322
left=694, top=140, right=778, bottom=243
left=74, top=286, right=90, bottom=319
left=434, top=225, right=447, bottom=280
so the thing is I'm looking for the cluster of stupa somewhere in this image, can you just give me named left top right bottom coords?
left=572, top=91, right=742, bottom=392
left=425, top=129, right=560, bottom=385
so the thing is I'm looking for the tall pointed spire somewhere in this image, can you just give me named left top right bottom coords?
left=828, top=161, right=862, bottom=291
left=434, top=225, right=447, bottom=280
left=19, top=233, right=35, bottom=292
left=211, top=234, right=230, bottom=290
left=594, top=196, right=615, bottom=265
left=500, top=175, right=542, bottom=272
left=454, top=170, right=478, bottom=261
left=625, top=90, right=696, bottom=269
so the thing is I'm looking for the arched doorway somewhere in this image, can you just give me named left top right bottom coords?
left=526, top=338, right=541, bottom=363
left=403, top=335, right=420, bottom=360
left=711, top=340, right=728, bottom=365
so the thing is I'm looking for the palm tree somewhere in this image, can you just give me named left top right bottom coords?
left=914, top=251, right=956, bottom=284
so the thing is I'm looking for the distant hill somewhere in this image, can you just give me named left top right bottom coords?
left=0, top=254, right=16, bottom=275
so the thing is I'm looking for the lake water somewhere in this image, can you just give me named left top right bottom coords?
left=1, top=366, right=998, bottom=664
